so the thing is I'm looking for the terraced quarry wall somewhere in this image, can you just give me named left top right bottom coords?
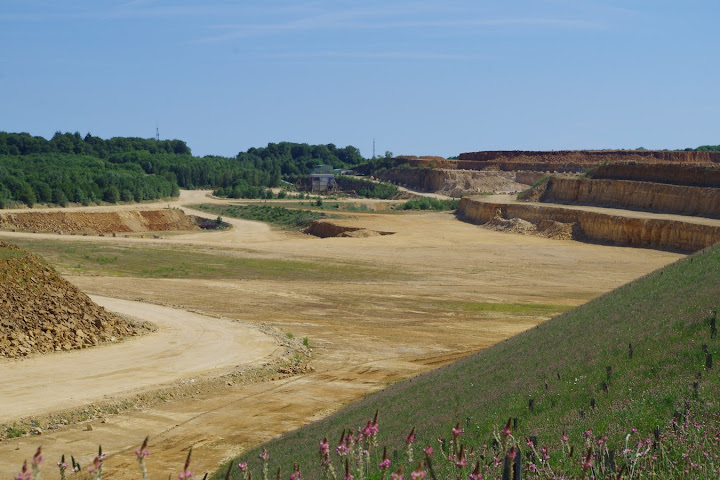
left=458, top=149, right=720, bottom=163
left=0, top=209, right=200, bottom=235
left=594, top=162, right=720, bottom=187
left=457, top=197, right=720, bottom=252
left=541, top=177, right=720, bottom=218
left=377, top=167, right=543, bottom=195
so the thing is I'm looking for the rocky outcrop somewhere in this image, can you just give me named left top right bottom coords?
left=376, top=168, right=543, bottom=196
left=594, top=162, right=720, bottom=187
left=539, top=178, right=720, bottom=218
left=0, top=242, right=143, bottom=358
left=459, top=150, right=720, bottom=164
left=0, top=209, right=200, bottom=235
left=456, top=198, right=720, bottom=252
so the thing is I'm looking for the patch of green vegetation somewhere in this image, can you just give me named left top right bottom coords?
left=6, top=423, right=25, bottom=438
left=397, top=198, right=460, bottom=211
left=7, top=238, right=400, bottom=283
left=192, top=204, right=329, bottom=229
left=96, top=255, right=118, bottom=265
left=0, top=246, right=23, bottom=260
left=517, top=174, right=550, bottom=200
left=221, top=244, right=720, bottom=479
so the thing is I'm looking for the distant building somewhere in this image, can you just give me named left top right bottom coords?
left=310, top=173, right=337, bottom=193
left=312, top=165, right=334, bottom=174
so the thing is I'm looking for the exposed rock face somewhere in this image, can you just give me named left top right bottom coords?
left=0, top=242, right=142, bottom=358
left=594, top=162, right=720, bottom=187
left=458, top=150, right=720, bottom=164
left=539, top=178, right=720, bottom=219
left=376, top=168, right=543, bottom=196
left=0, top=209, right=200, bottom=235
left=391, top=151, right=720, bottom=176
left=456, top=198, right=720, bottom=252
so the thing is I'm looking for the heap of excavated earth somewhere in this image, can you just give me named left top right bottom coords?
left=0, top=241, right=142, bottom=358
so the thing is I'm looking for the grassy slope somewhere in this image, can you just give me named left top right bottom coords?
left=218, top=244, right=720, bottom=478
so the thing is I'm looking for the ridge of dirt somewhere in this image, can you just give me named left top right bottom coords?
left=0, top=209, right=201, bottom=235
left=0, top=242, right=145, bottom=358
left=303, top=220, right=395, bottom=238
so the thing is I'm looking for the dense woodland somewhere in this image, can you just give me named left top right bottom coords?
left=0, top=132, right=366, bottom=207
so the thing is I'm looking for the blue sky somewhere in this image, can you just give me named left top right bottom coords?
left=1, top=1, right=718, bottom=158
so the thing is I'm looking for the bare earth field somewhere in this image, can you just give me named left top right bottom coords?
left=0, top=191, right=683, bottom=479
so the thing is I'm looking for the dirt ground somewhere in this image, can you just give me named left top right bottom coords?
left=0, top=191, right=683, bottom=479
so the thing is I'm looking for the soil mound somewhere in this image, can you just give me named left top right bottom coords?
left=303, top=221, right=394, bottom=238
left=0, top=242, right=143, bottom=358
left=483, top=209, right=575, bottom=240
left=0, top=209, right=200, bottom=235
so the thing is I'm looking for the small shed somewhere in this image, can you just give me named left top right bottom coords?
left=310, top=173, right=337, bottom=193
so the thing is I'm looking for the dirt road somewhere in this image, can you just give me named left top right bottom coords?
left=0, top=191, right=684, bottom=479
left=0, top=296, right=280, bottom=424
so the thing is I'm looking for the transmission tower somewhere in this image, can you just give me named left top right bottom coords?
left=373, top=138, right=376, bottom=159
left=155, top=124, right=160, bottom=142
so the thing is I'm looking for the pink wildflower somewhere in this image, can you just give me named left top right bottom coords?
left=32, top=447, right=43, bottom=467
left=469, top=461, right=482, bottom=480
left=179, top=447, right=194, bottom=480
left=406, top=427, right=416, bottom=444
left=136, top=437, right=150, bottom=460
left=363, top=421, right=373, bottom=437
left=452, top=422, right=463, bottom=437
left=581, top=449, right=593, bottom=470
left=410, top=462, right=426, bottom=480
left=423, top=446, right=433, bottom=456
left=259, top=448, right=270, bottom=462
left=15, top=461, right=31, bottom=480
left=501, top=418, right=512, bottom=438
left=238, top=462, right=248, bottom=472
left=390, top=466, right=404, bottom=480
left=455, top=446, right=467, bottom=467
left=379, top=458, right=391, bottom=470
left=319, top=437, right=330, bottom=456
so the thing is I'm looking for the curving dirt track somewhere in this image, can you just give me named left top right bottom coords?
left=0, top=190, right=684, bottom=479
left=0, top=296, right=280, bottom=424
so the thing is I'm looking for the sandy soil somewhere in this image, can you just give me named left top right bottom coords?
left=0, top=296, right=280, bottom=423
left=0, top=191, right=683, bottom=479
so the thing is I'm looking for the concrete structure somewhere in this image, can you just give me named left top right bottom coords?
left=310, top=173, right=337, bottom=193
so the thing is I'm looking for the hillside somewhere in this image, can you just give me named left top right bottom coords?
left=220, top=242, right=720, bottom=478
left=0, top=242, right=143, bottom=358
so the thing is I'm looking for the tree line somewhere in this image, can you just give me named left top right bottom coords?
left=0, top=132, right=368, bottom=206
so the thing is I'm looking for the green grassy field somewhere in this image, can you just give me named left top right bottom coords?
left=4, top=238, right=399, bottom=283
left=191, top=204, right=332, bottom=229
left=215, top=244, right=720, bottom=479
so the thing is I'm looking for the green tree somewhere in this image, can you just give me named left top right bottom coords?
left=104, top=185, right=120, bottom=203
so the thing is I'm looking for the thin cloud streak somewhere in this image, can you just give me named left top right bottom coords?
left=198, top=16, right=602, bottom=43
left=264, top=51, right=490, bottom=61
